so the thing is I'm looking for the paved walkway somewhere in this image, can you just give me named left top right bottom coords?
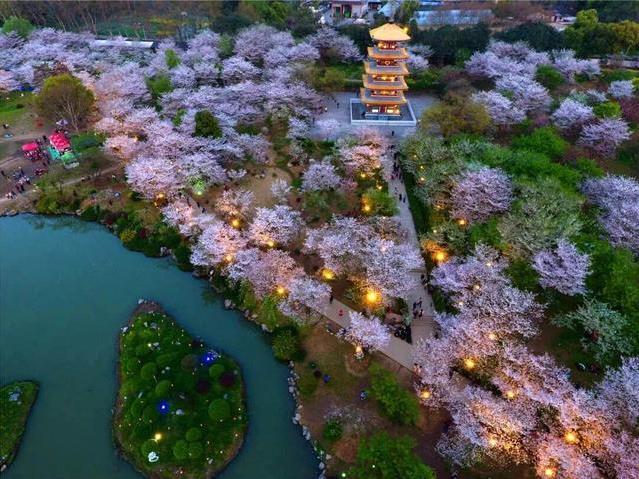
left=309, top=143, right=437, bottom=371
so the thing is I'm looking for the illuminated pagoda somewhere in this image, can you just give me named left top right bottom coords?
left=360, top=22, right=410, bottom=117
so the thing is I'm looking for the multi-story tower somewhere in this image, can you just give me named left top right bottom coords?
left=360, top=22, right=410, bottom=116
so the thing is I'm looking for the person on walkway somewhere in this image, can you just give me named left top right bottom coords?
left=329, top=293, right=334, bottom=304
left=391, top=130, right=395, bottom=137
left=338, top=309, right=344, bottom=318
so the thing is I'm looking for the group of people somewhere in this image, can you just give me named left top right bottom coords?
left=2, top=167, right=32, bottom=199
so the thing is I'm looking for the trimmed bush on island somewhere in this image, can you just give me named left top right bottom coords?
left=0, top=381, right=39, bottom=471
left=113, top=302, right=246, bottom=479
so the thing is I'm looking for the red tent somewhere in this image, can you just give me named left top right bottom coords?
left=49, top=132, right=70, bottom=151
left=21, top=142, right=40, bottom=152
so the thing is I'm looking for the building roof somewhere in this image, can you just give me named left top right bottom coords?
left=369, top=23, right=411, bottom=42
left=413, top=9, right=493, bottom=26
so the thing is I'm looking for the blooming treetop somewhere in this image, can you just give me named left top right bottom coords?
left=582, top=175, right=639, bottom=252
left=190, top=218, right=249, bottom=267
left=495, top=74, right=551, bottom=113
left=306, top=27, right=362, bottom=63
left=450, top=167, right=513, bottom=224
left=248, top=205, right=303, bottom=247
left=551, top=98, right=594, bottom=130
left=471, top=91, right=526, bottom=126
left=532, top=239, right=590, bottom=295
left=125, top=156, right=183, bottom=199
left=608, top=80, right=635, bottom=99
left=301, top=160, right=341, bottom=192
left=215, top=188, right=254, bottom=220
left=578, top=118, right=631, bottom=157
left=345, top=311, right=391, bottom=352
left=270, top=178, right=292, bottom=203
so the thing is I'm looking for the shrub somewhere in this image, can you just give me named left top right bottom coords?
left=146, top=74, right=173, bottom=101
left=322, top=419, right=343, bottom=442
left=535, top=65, right=565, bottom=90
left=349, top=432, right=436, bottom=479
left=422, top=94, right=491, bottom=138
left=173, top=439, right=189, bottom=460
left=297, top=370, right=318, bottom=397
left=594, top=101, right=621, bottom=118
left=187, top=441, right=203, bottom=459
left=165, top=49, right=181, bottom=69
left=369, top=364, right=420, bottom=425
left=512, top=126, right=568, bottom=160
left=154, top=380, right=171, bottom=396
left=139, top=363, right=157, bottom=381
left=271, top=326, right=304, bottom=362
left=362, top=187, right=398, bottom=216
left=2, top=16, right=34, bottom=38
left=185, top=427, right=203, bottom=442
left=194, top=110, right=222, bottom=138
left=208, top=399, right=231, bottom=422
left=208, top=363, right=225, bottom=379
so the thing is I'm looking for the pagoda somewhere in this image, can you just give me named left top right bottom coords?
left=360, top=22, right=411, bottom=117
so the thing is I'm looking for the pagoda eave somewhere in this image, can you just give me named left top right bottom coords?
left=364, top=62, right=409, bottom=76
left=367, top=46, right=409, bottom=60
left=360, top=88, right=407, bottom=105
left=362, top=75, right=408, bottom=90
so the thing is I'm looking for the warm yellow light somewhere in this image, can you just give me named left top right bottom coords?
left=419, top=389, right=431, bottom=400
left=231, top=218, right=240, bottom=228
left=544, top=468, right=555, bottom=478
left=154, top=433, right=162, bottom=441
left=564, top=431, right=578, bottom=444
left=276, top=286, right=286, bottom=296
left=365, top=289, right=380, bottom=304
left=488, top=332, right=497, bottom=341
left=486, top=261, right=493, bottom=267
left=363, top=204, right=371, bottom=213
left=434, top=251, right=447, bottom=262
left=473, top=284, right=481, bottom=291
left=464, top=358, right=476, bottom=370
left=322, top=269, right=335, bottom=280
left=458, top=219, right=467, bottom=226
left=505, top=390, right=516, bottom=399
left=488, top=436, right=498, bottom=447
left=376, top=184, right=383, bottom=190
left=360, top=173, right=367, bottom=179
left=224, top=254, right=233, bottom=263
left=355, top=345, right=363, bottom=355
left=266, top=240, right=275, bottom=248
left=419, top=176, right=425, bottom=181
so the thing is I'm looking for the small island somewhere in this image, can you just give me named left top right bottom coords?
left=114, top=302, right=247, bottom=479
left=0, top=380, right=39, bottom=471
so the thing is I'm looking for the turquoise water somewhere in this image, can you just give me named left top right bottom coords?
left=0, top=215, right=317, bottom=479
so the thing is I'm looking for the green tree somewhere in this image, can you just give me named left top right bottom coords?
left=362, top=187, right=398, bottom=216
left=322, top=419, right=343, bottom=442
left=146, top=74, right=173, bottom=102
left=271, top=326, right=304, bottom=361
left=496, top=22, right=566, bottom=51
left=535, top=65, right=565, bottom=90
left=369, top=364, right=420, bottom=425
left=395, top=0, right=420, bottom=24
left=35, top=74, right=94, bottom=131
left=208, top=398, right=231, bottom=422
left=165, top=49, right=181, bottom=69
left=194, top=110, right=222, bottom=138
left=512, top=127, right=568, bottom=160
left=422, top=94, right=491, bottom=138
left=593, top=101, right=622, bottom=118
left=2, top=16, right=33, bottom=38
left=314, top=68, right=346, bottom=92
left=349, top=432, right=436, bottom=479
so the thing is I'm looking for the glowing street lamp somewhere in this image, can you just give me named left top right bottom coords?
left=266, top=240, right=275, bottom=248
left=365, top=289, right=380, bottom=305
left=419, top=389, right=431, bottom=400
left=224, top=254, right=233, bottom=263
left=505, top=390, right=516, bottom=400
left=457, top=218, right=467, bottom=226
left=463, top=358, right=476, bottom=370
left=230, top=218, right=241, bottom=228
left=544, top=467, right=556, bottom=478
left=276, top=286, right=286, bottom=296
left=153, top=432, right=163, bottom=442
left=321, top=269, right=335, bottom=280
left=433, top=250, right=447, bottom=263
left=488, top=332, right=497, bottom=341
left=362, top=203, right=372, bottom=213
left=564, top=431, right=578, bottom=444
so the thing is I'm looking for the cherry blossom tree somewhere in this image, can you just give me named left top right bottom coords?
left=125, top=156, right=183, bottom=199
left=551, top=98, right=594, bottom=130
left=345, top=311, right=391, bottom=353
left=227, top=248, right=303, bottom=298
left=248, top=205, right=303, bottom=247
left=450, top=167, right=513, bottom=224
left=471, top=91, right=526, bottom=126
left=233, top=24, right=294, bottom=64
left=552, top=49, right=600, bottom=81
left=340, top=144, right=382, bottom=175
left=495, top=74, right=551, bottom=112
left=596, top=357, right=639, bottom=427
left=608, top=80, right=635, bottom=99
left=221, top=56, right=261, bottom=84
left=578, top=118, right=631, bottom=157
left=215, top=188, right=254, bottom=219
left=0, top=70, right=19, bottom=92
left=268, top=178, right=291, bottom=204
left=104, top=135, right=141, bottom=161
left=286, top=275, right=331, bottom=315
left=306, top=27, right=362, bottom=62
left=532, top=240, right=590, bottom=295
left=406, top=52, right=429, bottom=73
left=583, top=175, right=639, bottom=252
left=190, top=219, right=248, bottom=267
left=315, top=118, right=341, bottom=140
left=161, top=199, right=202, bottom=236
left=301, top=160, right=341, bottom=191
left=362, top=238, right=423, bottom=299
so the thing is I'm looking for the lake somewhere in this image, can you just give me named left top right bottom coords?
left=0, top=215, right=317, bottom=479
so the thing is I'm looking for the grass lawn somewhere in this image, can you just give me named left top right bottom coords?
left=0, top=91, right=34, bottom=127
left=114, top=305, right=247, bottom=479
left=0, top=381, right=39, bottom=470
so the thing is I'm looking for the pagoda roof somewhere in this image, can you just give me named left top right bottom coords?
left=362, top=74, right=408, bottom=90
left=364, top=60, right=409, bottom=76
left=367, top=46, right=409, bottom=60
left=360, top=88, right=407, bottom=105
left=369, top=23, right=411, bottom=42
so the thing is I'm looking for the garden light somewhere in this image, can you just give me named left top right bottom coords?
left=266, top=240, right=275, bottom=248
left=276, top=286, right=286, bottom=296
left=458, top=218, right=467, bottom=226
left=224, top=254, right=233, bottom=263
left=230, top=218, right=240, bottom=228
left=488, top=332, right=497, bottom=341
left=488, top=436, right=498, bottom=447
left=505, top=390, right=516, bottom=399
left=363, top=203, right=371, bottom=213
left=544, top=468, right=556, bottom=478
left=564, top=431, right=578, bottom=444
left=154, top=432, right=163, bottom=441
left=419, top=389, right=431, bottom=400
left=365, top=289, right=380, bottom=304
left=433, top=250, right=447, bottom=263
left=464, top=358, right=476, bottom=370
left=321, top=269, right=335, bottom=280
